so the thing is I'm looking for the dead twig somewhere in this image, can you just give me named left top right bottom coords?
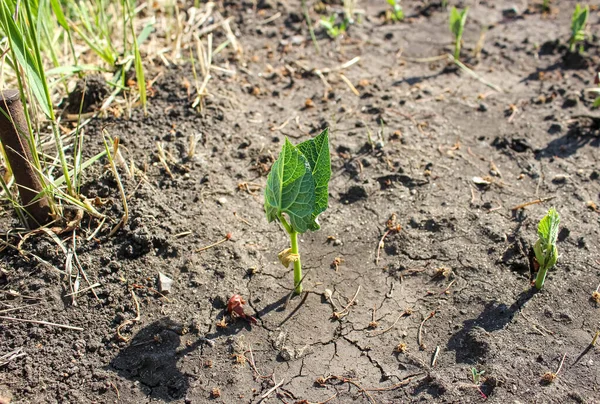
left=260, top=378, right=285, bottom=399
left=376, top=214, right=402, bottom=264
left=511, top=196, right=556, bottom=211
left=542, top=352, right=567, bottom=384
left=367, top=309, right=410, bottom=337
left=116, top=289, right=141, bottom=342
left=0, top=315, right=83, bottom=331
left=332, top=285, right=361, bottom=320
left=196, top=233, right=232, bottom=252
left=418, top=311, right=436, bottom=350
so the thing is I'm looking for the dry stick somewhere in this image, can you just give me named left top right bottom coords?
left=511, top=196, right=556, bottom=211
left=367, top=311, right=405, bottom=337
left=326, top=376, right=376, bottom=404
left=64, top=283, right=101, bottom=297
left=0, top=90, right=52, bottom=226
left=363, top=375, right=421, bottom=391
left=0, top=238, right=65, bottom=275
left=554, top=353, right=567, bottom=377
left=591, top=331, right=599, bottom=346
left=245, top=346, right=272, bottom=380
left=116, top=289, right=141, bottom=342
left=450, top=55, right=503, bottom=93
left=196, top=233, right=232, bottom=252
left=431, top=346, right=440, bottom=367
left=0, top=303, right=41, bottom=314
left=105, top=135, right=129, bottom=237
left=376, top=227, right=400, bottom=264
left=340, top=73, right=360, bottom=96
left=417, top=311, right=436, bottom=350
left=260, top=378, right=285, bottom=399
left=0, top=315, right=83, bottom=331
left=334, top=285, right=361, bottom=318
left=156, top=142, right=174, bottom=179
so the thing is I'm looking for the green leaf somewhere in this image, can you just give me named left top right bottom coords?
left=449, top=7, right=468, bottom=38
left=537, top=207, right=560, bottom=247
left=297, top=129, right=331, bottom=230
left=265, top=138, right=315, bottom=233
left=50, top=0, right=69, bottom=30
left=0, top=1, right=51, bottom=118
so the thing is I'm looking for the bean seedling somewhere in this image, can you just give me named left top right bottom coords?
left=449, top=7, right=469, bottom=60
left=569, top=4, right=588, bottom=53
left=386, top=0, right=404, bottom=22
left=533, top=208, right=560, bottom=290
left=265, top=129, right=331, bottom=294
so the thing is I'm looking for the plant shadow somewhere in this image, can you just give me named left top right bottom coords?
left=447, top=288, right=536, bottom=364
left=110, top=318, right=199, bottom=402
left=535, top=119, right=600, bottom=160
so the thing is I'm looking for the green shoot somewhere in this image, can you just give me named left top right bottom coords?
left=471, top=368, right=485, bottom=385
left=265, top=129, right=331, bottom=294
left=534, top=208, right=560, bottom=290
left=542, top=0, right=551, bottom=13
left=386, top=0, right=404, bottom=22
left=320, top=15, right=348, bottom=38
left=569, top=4, right=589, bottom=53
left=449, top=7, right=469, bottom=61
left=592, top=72, right=600, bottom=108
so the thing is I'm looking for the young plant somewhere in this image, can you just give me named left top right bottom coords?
left=320, top=14, right=348, bottom=38
left=533, top=208, right=560, bottom=290
left=386, top=0, right=404, bottom=22
left=592, top=72, right=600, bottom=108
left=449, top=7, right=469, bottom=60
left=265, top=129, right=331, bottom=294
left=569, top=4, right=589, bottom=53
left=542, top=0, right=551, bottom=13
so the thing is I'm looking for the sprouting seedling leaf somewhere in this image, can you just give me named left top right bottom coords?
left=534, top=208, right=560, bottom=290
left=569, top=4, right=589, bottom=53
left=297, top=129, right=331, bottom=231
left=449, top=7, right=468, bottom=60
left=537, top=207, right=560, bottom=248
left=264, top=130, right=331, bottom=294
left=265, top=138, right=315, bottom=234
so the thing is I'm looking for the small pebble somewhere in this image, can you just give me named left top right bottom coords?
left=478, top=103, right=488, bottom=112
left=333, top=239, right=342, bottom=246
left=217, top=197, right=227, bottom=205
left=552, top=174, right=568, bottom=184
left=158, top=272, right=173, bottom=294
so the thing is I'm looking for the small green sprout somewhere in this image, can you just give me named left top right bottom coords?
left=320, top=14, right=348, bottom=38
left=534, top=208, right=560, bottom=290
left=470, top=367, right=487, bottom=399
left=542, top=0, right=551, bottom=13
left=265, top=129, right=331, bottom=294
left=592, top=72, right=600, bottom=108
left=386, top=0, right=404, bottom=22
left=569, top=4, right=589, bottom=53
left=449, top=7, right=469, bottom=60
left=471, top=368, right=485, bottom=385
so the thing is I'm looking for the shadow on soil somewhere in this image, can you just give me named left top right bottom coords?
left=447, top=289, right=536, bottom=364
left=536, top=120, right=600, bottom=159
left=110, top=318, right=195, bottom=401
left=110, top=315, right=250, bottom=402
